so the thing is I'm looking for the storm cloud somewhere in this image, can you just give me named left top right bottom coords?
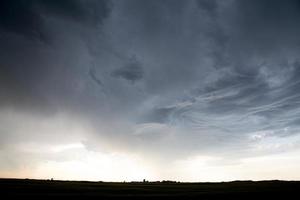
left=1, top=0, right=300, bottom=181
left=0, top=0, right=110, bottom=40
left=111, top=56, right=144, bottom=83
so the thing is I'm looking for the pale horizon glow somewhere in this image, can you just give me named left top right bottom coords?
left=2, top=144, right=300, bottom=182
left=1, top=110, right=300, bottom=182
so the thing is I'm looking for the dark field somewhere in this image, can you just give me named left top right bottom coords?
left=1, top=178, right=299, bottom=199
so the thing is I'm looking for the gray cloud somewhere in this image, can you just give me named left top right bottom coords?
left=0, top=0, right=111, bottom=40
left=89, top=67, right=103, bottom=87
left=196, top=0, right=218, bottom=15
left=2, top=0, right=300, bottom=177
left=111, top=56, right=144, bottom=83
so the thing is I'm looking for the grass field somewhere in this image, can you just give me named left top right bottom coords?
left=1, top=178, right=299, bottom=199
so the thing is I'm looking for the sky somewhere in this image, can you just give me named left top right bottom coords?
left=1, top=0, right=300, bottom=182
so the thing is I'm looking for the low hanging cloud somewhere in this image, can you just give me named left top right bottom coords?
left=0, top=0, right=111, bottom=41
left=1, top=0, right=300, bottom=180
left=89, top=67, right=103, bottom=87
left=111, top=56, right=144, bottom=83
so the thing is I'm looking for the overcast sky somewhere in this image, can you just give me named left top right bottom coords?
left=1, top=0, right=300, bottom=181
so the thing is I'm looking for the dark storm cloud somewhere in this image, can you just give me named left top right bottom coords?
left=2, top=0, right=300, bottom=167
left=235, top=0, right=300, bottom=41
left=40, top=0, right=110, bottom=23
left=155, top=61, right=300, bottom=139
left=0, top=0, right=44, bottom=39
left=196, top=0, right=218, bottom=14
left=0, top=0, right=111, bottom=40
left=111, top=56, right=144, bottom=83
left=89, top=67, right=103, bottom=87
left=224, top=0, right=300, bottom=59
left=121, top=0, right=300, bottom=154
left=0, top=0, right=112, bottom=113
left=139, top=107, right=176, bottom=124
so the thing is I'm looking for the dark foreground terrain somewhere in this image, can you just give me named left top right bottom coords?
left=1, top=178, right=299, bottom=199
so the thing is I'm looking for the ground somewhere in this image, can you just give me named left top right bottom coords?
left=1, top=178, right=299, bottom=199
